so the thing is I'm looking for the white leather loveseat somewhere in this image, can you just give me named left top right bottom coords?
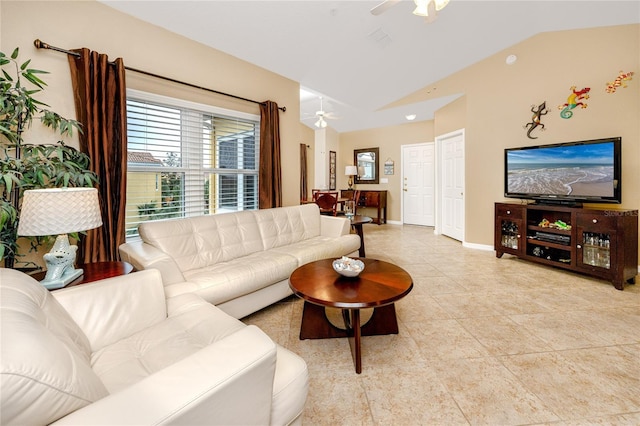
left=0, top=268, right=309, bottom=425
left=119, top=203, right=361, bottom=318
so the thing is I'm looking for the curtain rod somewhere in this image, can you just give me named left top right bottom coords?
left=33, top=39, right=286, bottom=112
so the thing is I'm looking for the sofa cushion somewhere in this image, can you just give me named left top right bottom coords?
left=139, top=210, right=264, bottom=273
left=254, top=203, right=322, bottom=249
left=271, top=345, right=310, bottom=426
left=182, top=250, right=299, bottom=305
left=91, top=293, right=246, bottom=394
left=0, top=269, right=109, bottom=425
left=271, top=234, right=361, bottom=265
left=52, top=270, right=168, bottom=352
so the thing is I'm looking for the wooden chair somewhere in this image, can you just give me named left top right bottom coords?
left=314, top=191, right=338, bottom=216
left=311, top=189, right=323, bottom=201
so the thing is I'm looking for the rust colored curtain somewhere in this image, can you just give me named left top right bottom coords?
left=68, top=49, right=127, bottom=262
left=300, top=144, right=308, bottom=202
left=259, top=101, right=282, bottom=208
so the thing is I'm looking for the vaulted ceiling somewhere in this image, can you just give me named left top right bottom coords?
left=101, top=1, right=640, bottom=132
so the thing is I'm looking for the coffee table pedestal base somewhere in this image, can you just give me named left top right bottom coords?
left=299, top=301, right=399, bottom=373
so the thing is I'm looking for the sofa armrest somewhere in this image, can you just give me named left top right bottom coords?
left=52, top=270, right=167, bottom=352
left=51, top=325, right=277, bottom=426
left=320, top=215, right=351, bottom=237
left=119, top=240, right=186, bottom=285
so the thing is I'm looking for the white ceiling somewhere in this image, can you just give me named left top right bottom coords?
left=101, top=0, right=639, bottom=133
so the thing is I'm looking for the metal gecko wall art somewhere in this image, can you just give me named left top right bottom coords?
left=558, top=86, right=590, bottom=119
left=605, top=71, right=634, bottom=93
left=524, top=101, right=548, bottom=139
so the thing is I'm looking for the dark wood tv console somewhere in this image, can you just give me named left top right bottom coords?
left=495, top=202, right=638, bottom=290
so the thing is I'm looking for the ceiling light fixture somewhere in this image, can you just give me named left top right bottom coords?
left=405, top=114, right=417, bottom=121
left=315, top=117, right=328, bottom=128
left=413, top=0, right=449, bottom=17
left=314, top=97, right=328, bottom=128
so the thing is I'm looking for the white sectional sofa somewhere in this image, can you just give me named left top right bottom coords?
left=0, top=268, right=309, bottom=425
left=119, top=204, right=361, bottom=318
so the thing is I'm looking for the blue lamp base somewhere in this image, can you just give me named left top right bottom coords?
left=40, top=234, right=83, bottom=290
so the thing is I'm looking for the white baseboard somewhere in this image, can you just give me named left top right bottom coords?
left=462, top=241, right=494, bottom=251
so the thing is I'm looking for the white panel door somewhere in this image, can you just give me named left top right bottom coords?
left=439, top=131, right=465, bottom=241
left=402, top=143, right=435, bottom=226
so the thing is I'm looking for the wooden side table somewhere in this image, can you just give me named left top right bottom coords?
left=350, top=215, right=373, bottom=257
left=31, top=261, right=134, bottom=289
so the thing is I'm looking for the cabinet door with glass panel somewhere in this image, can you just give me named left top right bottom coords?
left=495, top=204, right=525, bottom=257
left=575, top=212, right=616, bottom=275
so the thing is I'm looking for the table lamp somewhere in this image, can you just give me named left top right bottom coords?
left=17, top=188, right=103, bottom=289
left=345, top=165, right=358, bottom=189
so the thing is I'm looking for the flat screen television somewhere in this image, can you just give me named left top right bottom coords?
left=504, top=137, right=622, bottom=205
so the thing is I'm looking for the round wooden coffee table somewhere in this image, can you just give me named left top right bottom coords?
left=289, top=258, right=413, bottom=373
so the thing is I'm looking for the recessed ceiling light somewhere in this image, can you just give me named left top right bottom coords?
left=405, top=114, right=417, bottom=121
left=506, top=54, right=517, bottom=65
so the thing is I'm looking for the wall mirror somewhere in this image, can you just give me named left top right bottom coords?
left=354, top=147, right=379, bottom=184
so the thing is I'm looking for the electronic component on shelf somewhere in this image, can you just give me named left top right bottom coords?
left=534, top=231, right=571, bottom=245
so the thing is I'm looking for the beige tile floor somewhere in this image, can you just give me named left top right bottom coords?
left=243, top=224, right=640, bottom=425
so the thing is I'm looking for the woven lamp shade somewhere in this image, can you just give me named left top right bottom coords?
left=17, top=188, right=103, bottom=236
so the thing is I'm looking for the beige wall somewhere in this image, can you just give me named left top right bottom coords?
left=339, top=121, right=434, bottom=221
left=463, top=25, right=638, bottom=250
left=342, top=24, right=639, bottom=262
left=1, top=0, right=302, bottom=208
left=426, top=25, right=639, bottom=257
left=434, top=96, right=466, bottom=137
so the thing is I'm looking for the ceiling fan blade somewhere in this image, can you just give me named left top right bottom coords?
left=370, top=0, right=401, bottom=16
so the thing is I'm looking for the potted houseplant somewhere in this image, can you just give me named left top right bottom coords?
left=1, top=47, right=98, bottom=268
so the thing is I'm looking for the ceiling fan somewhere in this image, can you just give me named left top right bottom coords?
left=305, top=97, right=339, bottom=128
left=371, top=0, right=450, bottom=22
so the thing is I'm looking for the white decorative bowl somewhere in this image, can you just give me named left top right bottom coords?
left=332, top=257, right=365, bottom=278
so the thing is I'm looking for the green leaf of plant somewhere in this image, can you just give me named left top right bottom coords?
left=25, top=69, right=49, bottom=76
left=2, top=174, right=12, bottom=194
left=20, top=59, right=31, bottom=71
left=36, top=169, right=45, bottom=186
left=23, top=72, right=46, bottom=89
left=10, top=47, right=19, bottom=60
left=2, top=69, right=13, bottom=82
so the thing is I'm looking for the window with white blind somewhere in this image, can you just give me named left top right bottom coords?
left=125, top=90, right=260, bottom=239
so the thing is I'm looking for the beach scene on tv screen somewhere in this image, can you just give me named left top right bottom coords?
left=507, top=143, right=615, bottom=197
